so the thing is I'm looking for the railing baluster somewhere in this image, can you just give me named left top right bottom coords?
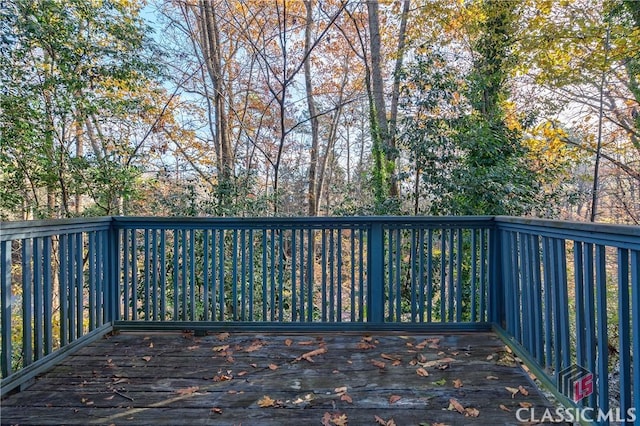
left=160, top=229, right=167, bottom=321
left=455, top=228, right=463, bottom=323
left=218, top=229, right=225, bottom=321
left=22, top=238, right=33, bottom=366
left=151, top=230, right=158, bottom=321
left=631, top=249, right=640, bottom=419
left=59, top=235, right=68, bottom=346
left=358, top=228, right=364, bottom=322
left=306, top=229, right=313, bottom=322
left=427, top=229, right=433, bottom=322
left=43, top=237, right=53, bottom=354
left=439, top=229, right=446, bottom=322
left=395, top=228, right=402, bottom=323
left=329, top=229, right=335, bottom=322
left=144, top=229, right=150, bottom=320
left=248, top=229, right=254, bottom=321
left=291, top=229, right=297, bottom=322
left=418, top=229, right=425, bottom=322
left=337, top=228, right=343, bottom=322
left=447, top=229, right=455, bottom=322
left=350, top=229, right=355, bottom=322
left=132, top=230, right=138, bottom=321
left=321, top=228, right=327, bottom=322
left=1, top=240, right=12, bottom=377
left=595, top=244, right=608, bottom=414
left=189, top=229, right=195, bottom=321
left=574, top=241, right=586, bottom=390
left=173, top=229, right=179, bottom=321
left=583, top=243, right=596, bottom=409
left=617, top=248, right=631, bottom=419
left=76, top=233, right=84, bottom=338
left=233, top=229, right=240, bottom=321
left=33, top=237, right=43, bottom=360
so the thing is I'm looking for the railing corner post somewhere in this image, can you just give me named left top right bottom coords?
left=489, top=220, right=504, bottom=327
left=106, top=217, right=120, bottom=324
left=368, top=222, right=385, bottom=325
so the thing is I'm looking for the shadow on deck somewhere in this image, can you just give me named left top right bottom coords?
left=1, top=331, right=559, bottom=425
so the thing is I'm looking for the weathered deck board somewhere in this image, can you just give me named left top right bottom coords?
left=1, top=332, right=561, bottom=425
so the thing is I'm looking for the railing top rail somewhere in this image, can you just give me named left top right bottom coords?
left=495, top=216, right=640, bottom=248
left=111, top=215, right=496, bottom=229
left=0, top=217, right=113, bottom=241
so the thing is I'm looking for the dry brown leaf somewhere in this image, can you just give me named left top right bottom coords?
left=211, top=407, right=223, bottom=414
left=257, top=395, right=276, bottom=408
left=148, top=342, right=154, bottom=348
left=381, top=353, right=400, bottom=361
left=505, top=386, right=520, bottom=398
left=486, top=354, right=494, bottom=360
left=297, top=347, right=328, bottom=363
left=465, top=407, right=480, bottom=417
left=268, top=364, right=278, bottom=370
left=333, top=414, right=348, bottom=426
left=217, top=332, right=230, bottom=341
left=334, top=386, right=348, bottom=395
left=392, top=360, right=402, bottom=366
left=357, top=341, right=376, bottom=350
left=374, top=415, right=396, bottom=426
left=212, top=344, right=229, bottom=352
left=186, top=345, right=199, bottom=351
left=322, top=412, right=333, bottom=426
left=175, top=386, right=199, bottom=395
left=453, top=378, right=463, bottom=388
left=141, top=356, right=152, bottom=362
left=371, top=359, right=386, bottom=369
left=486, top=375, right=499, bottom=380
left=389, top=395, right=401, bottom=404
left=245, top=342, right=264, bottom=352
left=284, top=338, right=293, bottom=347
left=416, top=367, right=429, bottom=377
left=500, top=404, right=511, bottom=412
left=237, top=371, right=248, bottom=376
left=341, top=394, right=353, bottom=404
left=298, top=340, right=315, bottom=346
left=518, top=385, right=529, bottom=396
left=519, top=401, right=533, bottom=408
left=448, top=398, right=465, bottom=414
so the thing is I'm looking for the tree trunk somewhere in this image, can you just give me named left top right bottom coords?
left=304, top=0, right=320, bottom=216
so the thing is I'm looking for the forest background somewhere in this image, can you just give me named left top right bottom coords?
left=1, top=0, right=639, bottom=224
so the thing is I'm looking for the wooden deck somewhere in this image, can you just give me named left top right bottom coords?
left=1, top=331, right=559, bottom=425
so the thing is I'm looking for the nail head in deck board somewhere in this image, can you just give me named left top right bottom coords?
left=1, top=332, right=559, bottom=425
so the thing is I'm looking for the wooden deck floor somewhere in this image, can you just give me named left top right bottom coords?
left=1, top=331, right=560, bottom=425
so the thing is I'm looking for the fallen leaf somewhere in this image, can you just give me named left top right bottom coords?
left=448, top=398, right=465, bottom=414
left=438, top=363, right=449, bottom=370
left=141, top=356, right=152, bottom=362
left=237, top=371, right=248, bottom=376
left=187, top=345, right=199, bottom=351
left=357, top=341, right=376, bottom=350
left=381, top=353, right=400, bottom=361
left=505, top=386, right=520, bottom=398
left=322, top=412, right=333, bottom=426
left=374, top=415, right=396, bottom=426
left=465, top=407, right=480, bottom=417
left=486, top=375, right=499, bottom=380
left=298, top=340, right=315, bottom=346
left=250, top=363, right=257, bottom=368
left=371, top=359, right=386, bottom=369
left=389, top=395, right=401, bottom=404
left=486, top=354, right=494, bottom=360
left=175, top=386, right=199, bottom=395
left=500, top=404, right=511, bottom=412
left=284, top=339, right=293, bottom=347
left=518, top=385, right=529, bottom=396
left=297, top=347, right=328, bottom=363
left=268, top=364, right=278, bottom=370
left=217, top=332, right=230, bottom=341
left=211, top=407, right=223, bottom=414
left=416, top=367, right=429, bottom=377
left=334, top=386, right=348, bottom=395
left=245, top=341, right=264, bottom=352
left=341, top=394, right=353, bottom=404
left=148, top=342, right=154, bottom=348
left=392, top=360, right=401, bottom=366
left=519, top=401, right=533, bottom=408
left=333, top=414, right=348, bottom=426
left=212, top=345, right=230, bottom=352
left=257, top=395, right=276, bottom=408
left=433, top=378, right=446, bottom=386
left=453, top=379, right=463, bottom=388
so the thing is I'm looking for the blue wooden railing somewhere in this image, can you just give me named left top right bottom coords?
left=1, top=216, right=638, bottom=424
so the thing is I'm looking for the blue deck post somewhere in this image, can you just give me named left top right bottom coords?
left=488, top=222, right=503, bottom=326
left=368, top=222, right=385, bottom=325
